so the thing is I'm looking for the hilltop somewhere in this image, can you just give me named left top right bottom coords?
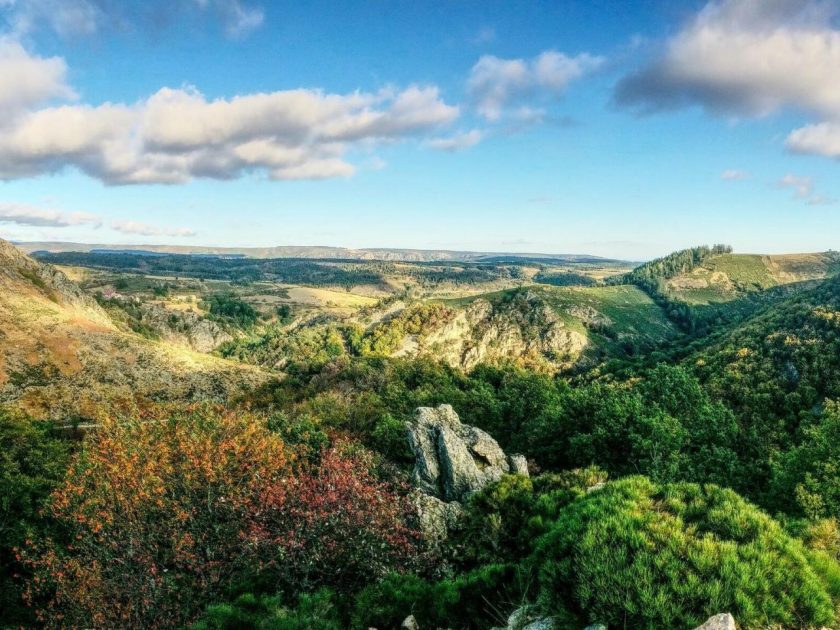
left=0, top=239, right=265, bottom=420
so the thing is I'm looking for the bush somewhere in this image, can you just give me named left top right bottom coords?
left=191, top=590, right=341, bottom=630
left=25, top=407, right=292, bottom=629
left=351, top=564, right=524, bottom=630
left=532, top=476, right=840, bottom=629
left=0, top=409, right=70, bottom=624
left=248, top=443, right=420, bottom=594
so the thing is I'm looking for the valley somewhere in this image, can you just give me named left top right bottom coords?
left=4, top=239, right=840, bottom=629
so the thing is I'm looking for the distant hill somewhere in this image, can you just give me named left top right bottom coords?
left=664, top=252, right=840, bottom=305
left=0, top=239, right=265, bottom=420
left=16, top=241, right=626, bottom=264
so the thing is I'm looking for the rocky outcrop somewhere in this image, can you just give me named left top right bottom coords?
left=416, top=292, right=588, bottom=372
left=406, top=404, right=528, bottom=541
left=693, top=613, right=736, bottom=630
left=407, top=404, right=528, bottom=502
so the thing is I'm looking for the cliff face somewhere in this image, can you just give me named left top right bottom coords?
left=396, top=292, right=588, bottom=371
left=0, top=239, right=264, bottom=419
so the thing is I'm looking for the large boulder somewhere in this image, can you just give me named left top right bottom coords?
left=406, top=404, right=528, bottom=503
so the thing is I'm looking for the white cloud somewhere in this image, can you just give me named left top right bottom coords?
left=786, top=122, right=840, bottom=158
left=0, top=38, right=74, bottom=117
left=777, top=173, right=834, bottom=204
left=0, top=202, right=101, bottom=227
left=721, top=169, right=750, bottom=180
left=779, top=173, right=814, bottom=199
left=468, top=50, right=603, bottom=121
left=0, top=77, right=458, bottom=184
left=425, top=129, right=483, bottom=152
left=615, top=0, right=840, bottom=118
left=110, top=220, right=197, bottom=237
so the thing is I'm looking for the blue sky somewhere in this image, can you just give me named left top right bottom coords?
left=0, top=0, right=838, bottom=259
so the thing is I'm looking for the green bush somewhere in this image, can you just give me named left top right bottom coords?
left=532, top=476, right=840, bottom=629
left=0, top=409, right=70, bottom=624
left=351, top=564, right=524, bottom=630
left=190, top=590, right=341, bottom=630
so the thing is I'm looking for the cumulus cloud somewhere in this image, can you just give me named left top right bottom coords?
left=425, top=129, right=483, bottom=152
left=615, top=0, right=840, bottom=119
left=468, top=50, right=603, bottom=121
left=0, top=79, right=458, bottom=184
left=0, top=38, right=74, bottom=117
left=786, top=122, right=840, bottom=158
left=111, top=220, right=197, bottom=237
left=721, top=169, right=750, bottom=180
left=0, top=202, right=101, bottom=227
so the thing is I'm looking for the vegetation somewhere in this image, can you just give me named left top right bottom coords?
left=8, top=243, right=840, bottom=628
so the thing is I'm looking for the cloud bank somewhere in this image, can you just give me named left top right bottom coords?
left=0, top=41, right=459, bottom=185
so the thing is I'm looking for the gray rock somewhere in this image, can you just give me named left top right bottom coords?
left=499, top=606, right=555, bottom=630
left=508, top=453, right=529, bottom=476
left=693, top=613, right=736, bottom=630
left=437, top=422, right=484, bottom=501
left=401, top=614, right=419, bottom=630
left=413, top=491, right=463, bottom=543
left=406, top=404, right=529, bottom=503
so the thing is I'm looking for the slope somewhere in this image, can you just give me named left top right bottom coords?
left=0, top=239, right=265, bottom=420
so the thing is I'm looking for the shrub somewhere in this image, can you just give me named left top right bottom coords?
left=190, top=589, right=341, bottom=630
left=25, top=407, right=292, bottom=629
left=532, top=476, right=840, bottom=629
left=0, top=409, right=70, bottom=624
left=248, top=443, right=420, bottom=594
left=351, top=564, right=524, bottom=630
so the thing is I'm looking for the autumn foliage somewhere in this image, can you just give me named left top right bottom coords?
left=248, top=443, right=420, bottom=593
left=24, top=407, right=418, bottom=629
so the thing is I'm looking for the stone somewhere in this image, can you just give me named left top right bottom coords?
left=401, top=614, right=419, bottom=630
left=508, top=453, right=529, bottom=476
left=583, top=625, right=607, bottom=630
left=413, top=492, right=463, bottom=543
left=693, top=613, right=736, bottom=630
left=406, top=404, right=529, bottom=503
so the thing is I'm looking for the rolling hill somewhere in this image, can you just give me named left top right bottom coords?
left=665, top=252, right=840, bottom=305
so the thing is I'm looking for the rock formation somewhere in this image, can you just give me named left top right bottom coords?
left=406, top=404, right=528, bottom=541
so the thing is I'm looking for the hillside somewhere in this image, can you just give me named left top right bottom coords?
left=0, top=239, right=265, bottom=420
left=665, top=252, right=840, bottom=305
left=220, top=284, right=678, bottom=372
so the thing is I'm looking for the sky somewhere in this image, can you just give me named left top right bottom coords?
left=0, top=0, right=839, bottom=260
